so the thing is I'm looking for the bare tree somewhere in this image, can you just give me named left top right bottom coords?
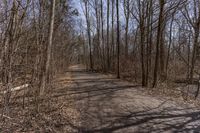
left=83, top=0, right=93, bottom=71
left=116, top=0, right=120, bottom=78
left=40, top=0, right=56, bottom=95
left=182, top=0, right=200, bottom=81
left=106, top=0, right=110, bottom=71
left=123, top=0, right=130, bottom=58
left=153, top=0, right=165, bottom=87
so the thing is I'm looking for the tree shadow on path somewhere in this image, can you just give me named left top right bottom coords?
left=55, top=68, right=200, bottom=133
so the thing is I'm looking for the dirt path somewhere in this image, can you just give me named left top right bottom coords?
left=56, top=65, right=200, bottom=133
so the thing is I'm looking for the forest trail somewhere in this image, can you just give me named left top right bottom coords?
left=57, top=65, right=200, bottom=133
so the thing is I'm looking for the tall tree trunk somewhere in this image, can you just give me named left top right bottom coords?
left=166, top=15, right=175, bottom=78
left=84, top=0, right=93, bottom=71
left=190, top=27, right=200, bottom=80
left=159, top=17, right=166, bottom=79
left=138, top=0, right=146, bottom=87
left=2, top=0, right=18, bottom=115
left=145, top=0, right=153, bottom=86
left=107, top=0, right=110, bottom=71
left=94, top=0, right=100, bottom=69
left=116, top=0, right=120, bottom=78
left=124, top=0, right=130, bottom=58
left=111, top=0, right=115, bottom=70
left=153, top=0, right=165, bottom=87
left=101, top=0, right=105, bottom=71
left=40, top=0, right=56, bottom=95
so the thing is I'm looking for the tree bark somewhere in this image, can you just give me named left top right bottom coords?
left=153, top=0, right=165, bottom=87
left=116, top=0, right=120, bottom=78
left=107, top=0, right=110, bottom=71
left=40, top=0, right=56, bottom=95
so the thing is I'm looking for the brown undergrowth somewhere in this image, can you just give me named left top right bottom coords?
left=0, top=72, right=80, bottom=133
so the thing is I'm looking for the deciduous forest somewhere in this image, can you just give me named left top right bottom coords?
left=0, top=0, right=200, bottom=132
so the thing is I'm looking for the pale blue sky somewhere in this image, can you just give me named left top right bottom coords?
left=72, top=0, right=129, bottom=33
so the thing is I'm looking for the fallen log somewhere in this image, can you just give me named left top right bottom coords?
left=1, top=84, right=29, bottom=94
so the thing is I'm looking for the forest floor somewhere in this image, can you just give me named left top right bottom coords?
left=1, top=65, right=200, bottom=132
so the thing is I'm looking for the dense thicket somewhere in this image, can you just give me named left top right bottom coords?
left=0, top=0, right=78, bottom=114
